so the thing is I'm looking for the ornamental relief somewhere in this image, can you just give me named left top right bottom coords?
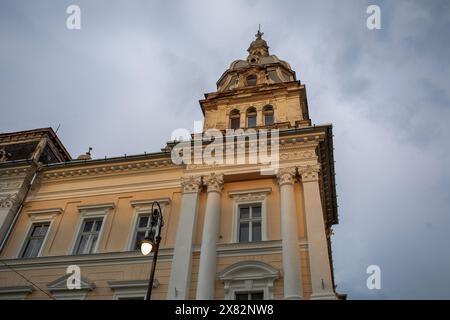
left=276, top=167, right=297, bottom=186
left=298, top=164, right=321, bottom=182
left=0, top=181, right=22, bottom=190
left=279, top=150, right=314, bottom=161
left=232, top=193, right=267, bottom=202
left=205, top=173, right=224, bottom=193
left=180, top=176, right=202, bottom=194
left=0, top=193, right=17, bottom=208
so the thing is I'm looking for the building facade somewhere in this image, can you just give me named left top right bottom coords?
left=0, top=32, right=340, bottom=300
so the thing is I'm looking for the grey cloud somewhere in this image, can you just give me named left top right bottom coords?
left=1, top=0, right=450, bottom=299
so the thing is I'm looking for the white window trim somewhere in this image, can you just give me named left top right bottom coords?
left=17, top=208, right=63, bottom=258
left=69, top=203, right=115, bottom=255
left=228, top=188, right=271, bottom=243
left=0, top=285, right=33, bottom=300
left=126, top=198, right=170, bottom=251
left=108, top=279, right=159, bottom=300
left=218, top=261, right=279, bottom=300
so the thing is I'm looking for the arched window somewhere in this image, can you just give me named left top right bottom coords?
left=246, top=75, right=257, bottom=86
left=230, top=109, right=240, bottom=129
left=246, top=107, right=257, bottom=128
left=263, top=105, right=274, bottom=125
left=218, top=261, right=279, bottom=300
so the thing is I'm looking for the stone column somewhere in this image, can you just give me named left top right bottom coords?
left=299, top=164, right=336, bottom=299
left=167, top=176, right=202, bottom=299
left=196, top=173, right=224, bottom=299
left=277, top=167, right=303, bottom=299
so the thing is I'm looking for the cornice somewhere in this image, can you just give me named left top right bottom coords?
left=130, top=198, right=171, bottom=208
left=0, top=240, right=308, bottom=271
left=41, top=158, right=179, bottom=181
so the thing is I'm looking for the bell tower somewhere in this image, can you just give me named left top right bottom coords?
left=200, top=30, right=311, bottom=132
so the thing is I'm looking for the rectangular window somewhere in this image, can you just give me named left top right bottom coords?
left=264, top=113, right=274, bottom=125
left=74, top=218, right=103, bottom=254
left=247, top=115, right=256, bottom=128
left=230, top=117, right=240, bottom=129
left=238, top=204, right=262, bottom=242
left=132, top=214, right=154, bottom=250
left=21, top=223, right=50, bottom=258
left=235, top=291, right=264, bottom=300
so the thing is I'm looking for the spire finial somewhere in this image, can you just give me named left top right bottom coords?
left=256, top=24, right=264, bottom=40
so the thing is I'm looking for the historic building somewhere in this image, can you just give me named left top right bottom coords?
left=0, top=31, right=340, bottom=300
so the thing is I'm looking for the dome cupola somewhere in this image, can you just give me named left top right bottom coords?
left=216, top=28, right=297, bottom=92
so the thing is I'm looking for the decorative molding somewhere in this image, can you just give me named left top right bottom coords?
left=204, top=173, right=224, bottom=193
left=0, top=167, right=28, bottom=178
left=130, top=198, right=171, bottom=208
left=108, top=279, right=157, bottom=300
left=279, top=150, right=315, bottom=161
left=0, top=193, right=17, bottom=208
left=180, top=175, right=202, bottom=194
left=0, top=285, right=33, bottom=300
left=27, top=208, right=63, bottom=222
left=28, top=178, right=181, bottom=202
left=228, top=188, right=271, bottom=200
left=298, top=164, right=321, bottom=182
left=108, top=279, right=159, bottom=290
left=41, top=159, right=177, bottom=181
left=218, top=261, right=279, bottom=300
left=276, top=167, right=297, bottom=186
left=47, top=273, right=94, bottom=300
left=77, top=203, right=115, bottom=216
left=0, top=240, right=310, bottom=271
left=0, top=181, right=22, bottom=190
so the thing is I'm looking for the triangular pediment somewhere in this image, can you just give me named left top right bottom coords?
left=47, top=273, right=95, bottom=292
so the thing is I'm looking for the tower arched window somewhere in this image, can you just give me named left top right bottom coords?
left=246, top=75, right=257, bottom=86
left=246, top=107, right=257, bottom=128
left=263, top=105, right=274, bottom=125
left=230, top=109, right=241, bottom=129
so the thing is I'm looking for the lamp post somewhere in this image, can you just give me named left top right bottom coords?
left=140, top=201, right=164, bottom=300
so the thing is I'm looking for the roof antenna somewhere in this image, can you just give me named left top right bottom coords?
left=55, top=124, right=61, bottom=133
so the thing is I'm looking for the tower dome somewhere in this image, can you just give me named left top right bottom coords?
left=216, top=29, right=297, bottom=92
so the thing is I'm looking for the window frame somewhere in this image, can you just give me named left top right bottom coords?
left=19, top=222, right=51, bottom=258
left=73, top=217, right=104, bottom=255
left=263, top=105, right=275, bottom=125
left=237, top=204, right=262, bottom=243
left=229, top=188, right=271, bottom=244
left=131, top=214, right=154, bottom=251
left=218, top=261, right=279, bottom=300
left=234, top=290, right=265, bottom=300
left=246, top=75, right=257, bottom=86
left=127, top=199, right=170, bottom=251
left=69, top=203, right=115, bottom=255
left=229, top=109, right=241, bottom=130
left=16, top=208, right=63, bottom=259
left=246, top=107, right=257, bottom=128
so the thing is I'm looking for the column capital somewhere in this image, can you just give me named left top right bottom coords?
left=298, top=164, right=321, bottom=183
left=180, top=175, right=202, bottom=194
left=205, top=173, right=224, bottom=193
left=276, top=167, right=297, bottom=186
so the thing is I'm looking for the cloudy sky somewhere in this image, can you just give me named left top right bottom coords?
left=1, top=0, right=449, bottom=299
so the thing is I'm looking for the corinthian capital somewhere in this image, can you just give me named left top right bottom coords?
left=298, top=164, right=321, bottom=182
left=180, top=175, right=202, bottom=194
left=276, top=167, right=297, bottom=186
left=205, top=173, right=224, bottom=193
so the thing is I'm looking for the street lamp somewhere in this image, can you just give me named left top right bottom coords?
left=140, top=201, right=164, bottom=300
